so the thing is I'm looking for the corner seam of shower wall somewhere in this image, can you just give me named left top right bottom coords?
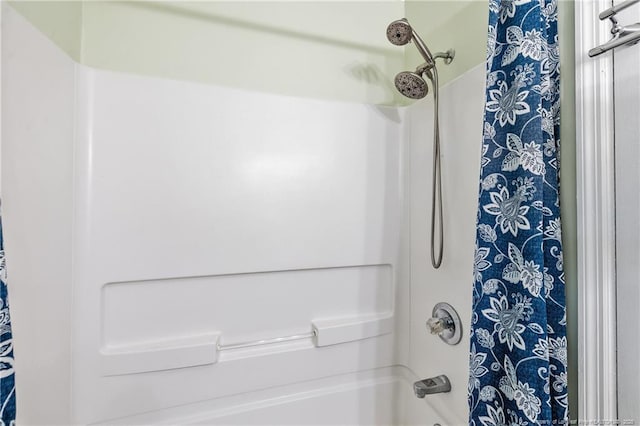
left=405, top=102, right=415, bottom=371
left=69, top=60, right=80, bottom=424
left=69, top=59, right=97, bottom=423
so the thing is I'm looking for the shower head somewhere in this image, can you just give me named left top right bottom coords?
left=386, top=19, right=413, bottom=46
left=386, top=18, right=435, bottom=65
left=386, top=19, right=449, bottom=268
left=394, top=71, right=428, bottom=99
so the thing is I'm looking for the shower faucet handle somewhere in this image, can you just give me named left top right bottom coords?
left=426, top=317, right=453, bottom=334
left=426, top=302, right=462, bottom=345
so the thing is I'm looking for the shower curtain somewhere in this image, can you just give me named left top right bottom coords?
left=0, top=210, right=16, bottom=425
left=468, top=0, right=568, bottom=424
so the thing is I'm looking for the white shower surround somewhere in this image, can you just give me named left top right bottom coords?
left=1, top=4, right=484, bottom=425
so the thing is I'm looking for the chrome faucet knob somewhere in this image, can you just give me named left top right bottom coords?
left=426, top=302, right=462, bottom=345
left=426, top=317, right=450, bottom=334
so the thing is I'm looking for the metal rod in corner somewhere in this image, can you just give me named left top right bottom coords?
left=589, top=25, right=640, bottom=57
left=599, top=0, right=640, bottom=20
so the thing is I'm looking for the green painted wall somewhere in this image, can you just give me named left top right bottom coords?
left=7, top=1, right=82, bottom=60
left=7, top=0, right=579, bottom=418
left=81, top=1, right=410, bottom=104
left=405, top=1, right=489, bottom=86
left=10, top=0, right=407, bottom=105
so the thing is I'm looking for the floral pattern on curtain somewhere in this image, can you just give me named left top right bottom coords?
left=0, top=210, right=16, bottom=425
left=468, top=0, right=568, bottom=424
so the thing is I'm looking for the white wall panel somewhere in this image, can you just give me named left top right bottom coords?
left=1, top=5, right=75, bottom=424
left=71, top=52, right=408, bottom=423
left=406, top=64, right=485, bottom=425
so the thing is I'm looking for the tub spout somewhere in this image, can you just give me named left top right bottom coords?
left=413, top=375, right=451, bottom=398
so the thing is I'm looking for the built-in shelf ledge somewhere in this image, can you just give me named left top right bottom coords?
left=100, top=313, right=394, bottom=376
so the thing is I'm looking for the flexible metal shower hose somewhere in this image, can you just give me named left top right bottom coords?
left=430, top=67, right=444, bottom=269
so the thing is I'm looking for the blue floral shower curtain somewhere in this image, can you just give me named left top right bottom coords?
left=0, top=211, right=16, bottom=425
left=469, top=0, right=568, bottom=424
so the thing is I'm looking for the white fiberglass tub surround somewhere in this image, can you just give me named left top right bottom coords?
left=2, top=5, right=483, bottom=425
left=105, top=367, right=448, bottom=425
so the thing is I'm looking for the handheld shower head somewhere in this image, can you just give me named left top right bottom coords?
left=386, top=18, right=455, bottom=69
left=394, top=71, right=428, bottom=99
left=386, top=19, right=413, bottom=46
left=386, top=18, right=435, bottom=65
left=386, top=18, right=453, bottom=269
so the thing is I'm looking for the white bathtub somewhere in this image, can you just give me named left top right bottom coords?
left=100, top=367, right=449, bottom=425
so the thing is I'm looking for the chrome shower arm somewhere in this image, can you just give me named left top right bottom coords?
left=411, top=32, right=455, bottom=66
left=432, top=49, right=455, bottom=65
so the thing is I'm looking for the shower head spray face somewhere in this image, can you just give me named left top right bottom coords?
left=394, top=71, right=429, bottom=99
left=386, top=18, right=436, bottom=66
left=386, top=19, right=412, bottom=46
